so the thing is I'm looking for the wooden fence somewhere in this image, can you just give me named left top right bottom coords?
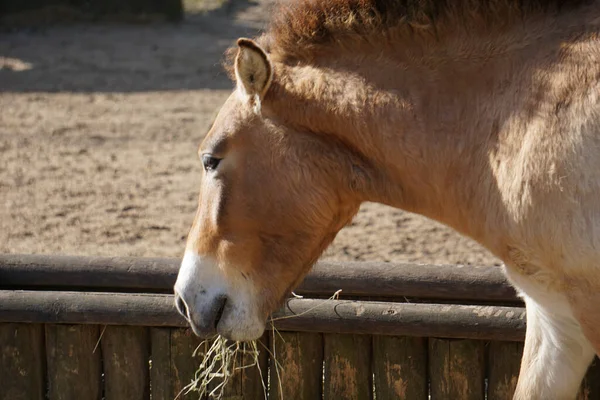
left=0, top=254, right=598, bottom=400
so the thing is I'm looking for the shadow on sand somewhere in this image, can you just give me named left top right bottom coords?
left=0, top=0, right=270, bottom=92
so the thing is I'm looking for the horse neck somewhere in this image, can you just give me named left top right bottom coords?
left=264, top=9, right=595, bottom=250
left=266, top=54, right=504, bottom=237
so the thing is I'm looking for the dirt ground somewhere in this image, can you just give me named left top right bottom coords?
left=0, top=0, right=501, bottom=266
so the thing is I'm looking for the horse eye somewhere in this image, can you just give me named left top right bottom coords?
left=202, top=154, right=221, bottom=171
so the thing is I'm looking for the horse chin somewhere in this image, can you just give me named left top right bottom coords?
left=217, top=309, right=266, bottom=341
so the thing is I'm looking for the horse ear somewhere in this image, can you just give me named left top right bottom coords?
left=235, top=38, right=273, bottom=109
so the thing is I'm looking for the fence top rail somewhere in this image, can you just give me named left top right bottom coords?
left=0, top=290, right=526, bottom=341
left=0, top=254, right=520, bottom=303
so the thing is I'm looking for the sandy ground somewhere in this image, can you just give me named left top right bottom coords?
left=0, top=0, right=501, bottom=266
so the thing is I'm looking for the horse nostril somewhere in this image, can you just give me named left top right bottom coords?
left=175, top=294, right=189, bottom=320
left=174, top=292, right=228, bottom=336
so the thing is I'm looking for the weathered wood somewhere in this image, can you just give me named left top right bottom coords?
left=487, top=341, right=523, bottom=400
left=170, top=328, right=204, bottom=399
left=0, top=323, right=45, bottom=400
left=211, top=339, right=243, bottom=400
left=241, top=333, right=269, bottom=400
left=271, top=299, right=526, bottom=341
left=324, top=333, right=372, bottom=400
left=0, top=290, right=183, bottom=326
left=0, top=254, right=519, bottom=302
left=0, top=291, right=527, bottom=340
left=429, top=338, right=485, bottom=400
left=578, top=356, right=600, bottom=400
left=270, top=331, right=323, bottom=400
left=150, top=328, right=205, bottom=400
left=217, top=333, right=269, bottom=400
left=201, top=337, right=227, bottom=398
left=45, top=324, right=102, bottom=400
left=150, top=328, right=174, bottom=400
left=0, top=254, right=178, bottom=293
left=299, top=262, right=518, bottom=303
left=372, top=336, right=427, bottom=400
left=101, top=326, right=150, bottom=400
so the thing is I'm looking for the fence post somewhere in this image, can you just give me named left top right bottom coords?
left=270, top=331, right=323, bottom=400
left=488, top=341, right=523, bottom=400
left=324, top=333, right=372, bottom=400
left=239, top=333, right=269, bottom=400
left=0, top=323, right=45, bottom=400
left=373, top=336, right=428, bottom=400
left=150, top=328, right=174, bottom=399
left=45, top=324, right=102, bottom=400
left=429, top=338, right=485, bottom=400
left=150, top=328, right=204, bottom=399
left=101, top=326, right=150, bottom=400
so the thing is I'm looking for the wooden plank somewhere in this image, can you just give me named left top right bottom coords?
left=212, top=339, right=243, bottom=400
left=45, top=324, right=102, bottom=400
left=270, top=331, right=323, bottom=400
left=429, top=338, right=485, bottom=400
left=150, top=328, right=174, bottom=400
left=150, top=328, right=205, bottom=400
left=0, top=291, right=527, bottom=341
left=487, top=341, right=523, bottom=400
left=216, top=333, right=269, bottom=400
left=372, top=336, right=427, bottom=400
left=201, top=337, right=234, bottom=398
left=0, top=254, right=520, bottom=303
left=170, top=328, right=204, bottom=399
left=324, top=333, right=372, bottom=400
left=101, top=326, right=150, bottom=400
left=578, top=356, right=600, bottom=400
left=0, top=323, right=45, bottom=400
left=240, top=333, right=269, bottom=400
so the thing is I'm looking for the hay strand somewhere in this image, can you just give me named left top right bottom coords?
left=182, top=289, right=342, bottom=399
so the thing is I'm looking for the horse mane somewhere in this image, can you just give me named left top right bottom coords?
left=224, top=0, right=589, bottom=73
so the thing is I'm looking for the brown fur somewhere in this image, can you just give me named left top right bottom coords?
left=224, top=0, right=589, bottom=72
left=179, top=0, right=600, bottom=398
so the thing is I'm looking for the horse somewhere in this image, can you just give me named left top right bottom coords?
left=173, top=0, right=600, bottom=398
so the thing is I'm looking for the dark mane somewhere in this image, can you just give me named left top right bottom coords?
left=225, top=0, right=589, bottom=72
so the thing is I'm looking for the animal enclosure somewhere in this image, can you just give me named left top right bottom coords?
left=1, top=254, right=599, bottom=399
